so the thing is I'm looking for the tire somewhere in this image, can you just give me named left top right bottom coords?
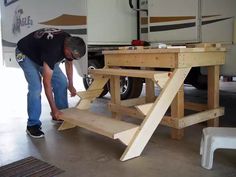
left=109, top=77, right=143, bottom=100
left=185, top=67, right=207, bottom=90
left=122, top=77, right=143, bottom=100
left=83, top=59, right=109, bottom=97
left=192, top=74, right=207, bottom=90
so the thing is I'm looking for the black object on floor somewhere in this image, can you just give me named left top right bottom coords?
left=0, top=156, right=64, bottom=177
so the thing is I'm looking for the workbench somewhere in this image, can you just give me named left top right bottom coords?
left=58, top=46, right=226, bottom=161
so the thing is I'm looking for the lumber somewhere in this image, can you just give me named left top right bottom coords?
left=90, top=68, right=171, bottom=82
left=58, top=108, right=139, bottom=145
left=120, top=68, right=191, bottom=161
left=76, top=89, right=104, bottom=99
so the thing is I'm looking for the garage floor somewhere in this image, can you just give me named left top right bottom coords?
left=0, top=67, right=235, bottom=177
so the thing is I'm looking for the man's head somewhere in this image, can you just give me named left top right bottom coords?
left=64, top=36, right=86, bottom=61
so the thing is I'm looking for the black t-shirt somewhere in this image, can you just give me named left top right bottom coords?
left=17, top=28, right=70, bottom=70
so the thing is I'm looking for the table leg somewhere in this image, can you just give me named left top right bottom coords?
left=145, top=78, right=156, bottom=103
left=110, top=75, right=121, bottom=119
left=171, top=84, right=184, bottom=140
left=207, top=66, right=220, bottom=127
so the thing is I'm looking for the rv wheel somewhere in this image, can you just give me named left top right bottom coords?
left=109, top=76, right=143, bottom=100
left=120, top=77, right=143, bottom=100
left=83, top=59, right=109, bottom=97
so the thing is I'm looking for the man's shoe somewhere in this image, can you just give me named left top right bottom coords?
left=26, top=125, right=44, bottom=138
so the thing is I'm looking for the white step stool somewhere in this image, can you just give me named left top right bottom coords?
left=200, top=127, right=236, bottom=169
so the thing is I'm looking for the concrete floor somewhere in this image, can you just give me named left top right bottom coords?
left=0, top=67, right=235, bottom=177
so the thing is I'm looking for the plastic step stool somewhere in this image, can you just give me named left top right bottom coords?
left=200, top=127, right=236, bottom=169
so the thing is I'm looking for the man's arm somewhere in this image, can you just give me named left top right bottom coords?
left=42, top=62, right=62, bottom=119
left=65, top=60, right=77, bottom=97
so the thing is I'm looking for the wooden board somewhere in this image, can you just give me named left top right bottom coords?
left=103, top=47, right=226, bottom=54
left=108, top=103, right=145, bottom=119
left=90, top=68, right=171, bottom=82
left=178, top=52, right=225, bottom=67
left=120, top=97, right=146, bottom=107
left=59, top=108, right=139, bottom=144
left=171, top=84, right=184, bottom=139
left=103, top=48, right=226, bottom=68
left=137, top=102, right=209, bottom=115
left=178, top=107, right=224, bottom=129
left=104, top=53, right=177, bottom=68
left=207, top=66, right=220, bottom=126
left=77, top=89, right=103, bottom=99
left=120, top=67, right=191, bottom=161
left=76, top=76, right=109, bottom=110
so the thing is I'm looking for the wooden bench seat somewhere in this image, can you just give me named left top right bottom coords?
left=89, top=68, right=171, bottom=82
left=59, top=108, right=139, bottom=145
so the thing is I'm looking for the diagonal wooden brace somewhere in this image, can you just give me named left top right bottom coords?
left=76, top=76, right=109, bottom=110
left=120, top=67, right=191, bottom=161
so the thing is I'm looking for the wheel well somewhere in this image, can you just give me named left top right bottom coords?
left=88, top=51, right=105, bottom=67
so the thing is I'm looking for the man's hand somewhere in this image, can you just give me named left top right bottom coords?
left=68, top=84, right=77, bottom=97
left=51, top=109, right=63, bottom=120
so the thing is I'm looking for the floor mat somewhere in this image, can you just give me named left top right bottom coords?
left=0, top=156, right=64, bottom=177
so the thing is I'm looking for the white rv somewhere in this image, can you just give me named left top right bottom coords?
left=139, top=0, right=236, bottom=76
left=1, top=0, right=236, bottom=99
left=0, top=0, right=87, bottom=76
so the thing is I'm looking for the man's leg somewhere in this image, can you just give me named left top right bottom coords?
left=51, top=63, right=68, bottom=110
left=16, top=49, right=42, bottom=127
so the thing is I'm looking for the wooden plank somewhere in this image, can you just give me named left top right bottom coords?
left=90, top=68, right=171, bottom=81
left=76, top=89, right=103, bottom=99
left=178, top=107, right=224, bottom=129
left=156, top=77, right=169, bottom=88
left=58, top=121, right=76, bottom=131
left=158, top=107, right=224, bottom=129
left=136, top=103, right=153, bottom=116
left=154, top=71, right=171, bottom=88
left=160, top=116, right=178, bottom=128
left=117, top=128, right=140, bottom=145
left=184, top=102, right=208, bottom=111
left=87, top=76, right=109, bottom=91
left=104, top=48, right=181, bottom=54
left=186, top=43, right=222, bottom=48
left=137, top=101, right=208, bottom=116
left=110, top=75, right=121, bottom=119
left=120, top=67, right=191, bottom=161
left=76, top=76, right=109, bottom=110
left=58, top=108, right=139, bottom=145
left=145, top=78, right=156, bottom=102
left=76, top=99, right=94, bottom=110
left=104, top=53, right=177, bottom=68
left=120, top=97, right=146, bottom=107
left=171, top=84, right=184, bottom=140
left=108, top=103, right=145, bottom=119
left=137, top=107, right=224, bottom=129
left=103, top=47, right=226, bottom=55
left=178, top=52, right=225, bottom=67
left=109, top=104, right=183, bottom=128
left=207, top=66, right=220, bottom=126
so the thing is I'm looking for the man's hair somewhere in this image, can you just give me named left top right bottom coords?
left=66, top=36, right=86, bottom=59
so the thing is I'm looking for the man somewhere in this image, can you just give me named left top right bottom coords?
left=15, top=28, right=86, bottom=138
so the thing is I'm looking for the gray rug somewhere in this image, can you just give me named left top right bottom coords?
left=0, top=156, right=64, bottom=177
